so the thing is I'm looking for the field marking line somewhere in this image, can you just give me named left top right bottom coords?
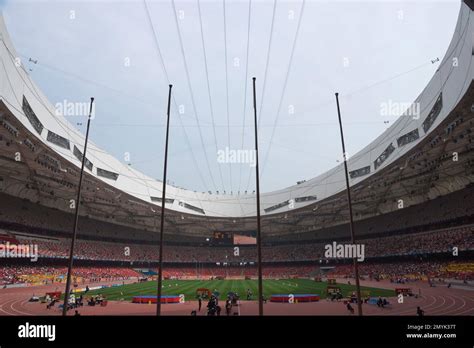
left=429, top=294, right=456, bottom=315
left=0, top=297, right=24, bottom=316
left=0, top=298, right=16, bottom=315
left=442, top=294, right=466, bottom=315
left=9, top=298, right=33, bottom=316
left=453, top=295, right=474, bottom=315
left=426, top=295, right=447, bottom=312
left=390, top=294, right=434, bottom=315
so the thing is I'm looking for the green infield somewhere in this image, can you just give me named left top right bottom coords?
left=76, top=279, right=395, bottom=301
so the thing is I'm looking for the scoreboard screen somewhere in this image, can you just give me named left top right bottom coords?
left=233, top=231, right=257, bottom=245
left=211, top=231, right=257, bottom=245
left=212, top=231, right=233, bottom=245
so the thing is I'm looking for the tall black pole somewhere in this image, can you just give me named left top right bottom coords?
left=334, top=93, right=363, bottom=316
left=157, top=84, right=173, bottom=316
left=62, top=97, right=94, bottom=316
left=252, top=77, right=264, bottom=316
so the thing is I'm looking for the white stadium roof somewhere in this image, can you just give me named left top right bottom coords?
left=0, top=1, right=473, bottom=221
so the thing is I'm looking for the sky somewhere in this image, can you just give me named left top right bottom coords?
left=0, top=0, right=461, bottom=194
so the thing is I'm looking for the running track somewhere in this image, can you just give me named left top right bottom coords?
left=0, top=279, right=472, bottom=316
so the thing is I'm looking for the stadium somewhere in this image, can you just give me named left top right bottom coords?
left=0, top=0, right=473, bottom=322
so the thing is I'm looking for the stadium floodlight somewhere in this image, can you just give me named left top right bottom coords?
left=156, top=84, right=173, bottom=316
left=252, top=77, right=264, bottom=316
left=62, top=97, right=95, bottom=316
left=334, top=93, right=363, bottom=316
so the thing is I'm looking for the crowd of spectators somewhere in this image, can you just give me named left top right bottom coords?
left=2, top=261, right=472, bottom=286
left=0, top=266, right=141, bottom=286
left=327, top=261, right=474, bottom=281
left=7, top=225, right=473, bottom=263
left=0, top=265, right=315, bottom=285
left=163, top=265, right=316, bottom=279
left=1, top=184, right=474, bottom=248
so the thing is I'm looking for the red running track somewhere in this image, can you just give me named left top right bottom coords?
left=0, top=279, right=472, bottom=316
